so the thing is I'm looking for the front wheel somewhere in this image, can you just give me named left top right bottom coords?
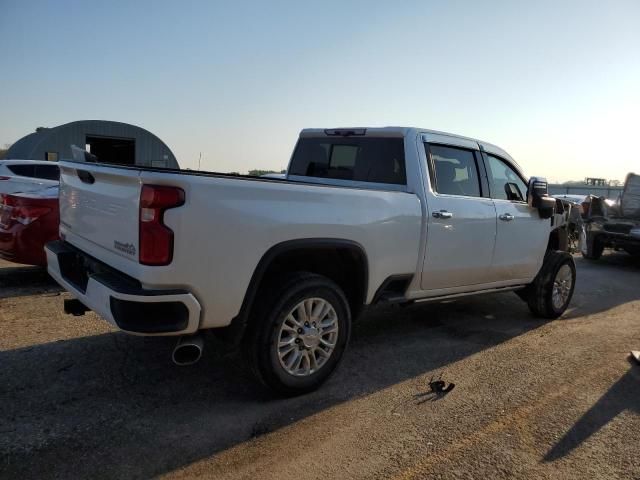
left=521, top=251, right=576, bottom=319
left=244, top=272, right=351, bottom=396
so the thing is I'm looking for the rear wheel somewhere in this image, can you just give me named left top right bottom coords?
left=244, top=272, right=351, bottom=396
left=520, top=251, right=576, bottom=319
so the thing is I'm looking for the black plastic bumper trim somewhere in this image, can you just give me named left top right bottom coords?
left=47, top=240, right=194, bottom=333
left=109, top=297, right=189, bottom=333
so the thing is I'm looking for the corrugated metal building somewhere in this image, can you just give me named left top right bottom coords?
left=6, top=120, right=179, bottom=168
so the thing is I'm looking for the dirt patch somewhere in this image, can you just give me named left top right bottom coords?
left=1, top=254, right=639, bottom=479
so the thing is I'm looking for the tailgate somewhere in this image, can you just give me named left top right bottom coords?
left=58, top=161, right=141, bottom=261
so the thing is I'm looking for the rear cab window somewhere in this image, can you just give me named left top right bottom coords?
left=288, top=136, right=406, bottom=187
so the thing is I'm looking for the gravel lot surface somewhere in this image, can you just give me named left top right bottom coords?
left=1, top=254, right=639, bottom=479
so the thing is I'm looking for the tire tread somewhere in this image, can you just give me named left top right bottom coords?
left=524, top=251, right=576, bottom=319
left=243, top=271, right=351, bottom=396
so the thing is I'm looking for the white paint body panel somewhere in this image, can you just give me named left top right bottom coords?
left=492, top=199, right=549, bottom=280
left=421, top=194, right=497, bottom=289
left=48, top=127, right=558, bottom=335
left=55, top=162, right=423, bottom=329
left=0, top=176, right=55, bottom=195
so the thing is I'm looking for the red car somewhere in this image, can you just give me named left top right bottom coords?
left=0, top=186, right=59, bottom=266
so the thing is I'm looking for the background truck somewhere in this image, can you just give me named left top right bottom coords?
left=580, top=173, right=640, bottom=260
left=46, top=127, right=575, bottom=395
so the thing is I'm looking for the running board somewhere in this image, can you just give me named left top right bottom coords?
left=413, top=285, right=527, bottom=304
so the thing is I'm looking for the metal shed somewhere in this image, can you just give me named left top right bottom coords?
left=6, top=120, right=179, bottom=168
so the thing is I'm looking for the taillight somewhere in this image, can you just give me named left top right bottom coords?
left=139, top=185, right=185, bottom=266
left=0, top=176, right=10, bottom=180
left=0, top=195, right=51, bottom=227
left=14, top=206, right=52, bottom=225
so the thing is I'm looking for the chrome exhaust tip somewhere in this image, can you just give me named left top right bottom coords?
left=172, top=334, right=203, bottom=366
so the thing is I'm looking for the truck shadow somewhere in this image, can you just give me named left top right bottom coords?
left=1, top=293, right=545, bottom=479
left=0, top=264, right=62, bottom=299
left=563, top=253, right=640, bottom=320
left=544, top=358, right=640, bottom=462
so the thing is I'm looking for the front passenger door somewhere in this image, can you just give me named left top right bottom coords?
left=484, top=153, right=549, bottom=281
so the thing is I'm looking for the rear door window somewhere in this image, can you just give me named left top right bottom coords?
left=427, top=144, right=481, bottom=197
left=289, top=137, right=406, bottom=185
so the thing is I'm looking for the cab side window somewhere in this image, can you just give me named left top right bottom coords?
left=427, top=144, right=481, bottom=197
left=485, top=154, right=528, bottom=201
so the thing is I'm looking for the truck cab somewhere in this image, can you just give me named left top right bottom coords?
left=287, top=128, right=556, bottom=297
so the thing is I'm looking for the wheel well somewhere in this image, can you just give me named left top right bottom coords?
left=260, top=246, right=367, bottom=316
left=233, top=240, right=368, bottom=334
left=547, top=227, right=569, bottom=252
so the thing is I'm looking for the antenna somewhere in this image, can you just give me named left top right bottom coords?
left=198, top=152, right=202, bottom=171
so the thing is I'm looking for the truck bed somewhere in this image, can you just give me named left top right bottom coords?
left=52, top=159, right=423, bottom=332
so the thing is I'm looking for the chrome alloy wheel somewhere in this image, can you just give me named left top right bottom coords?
left=277, top=297, right=339, bottom=377
left=552, top=264, right=573, bottom=310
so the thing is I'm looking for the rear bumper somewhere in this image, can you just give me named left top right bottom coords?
left=45, top=240, right=201, bottom=335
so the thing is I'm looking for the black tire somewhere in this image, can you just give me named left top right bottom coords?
left=244, top=272, right=351, bottom=396
left=522, top=251, right=576, bottom=319
left=581, top=232, right=604, bottom=260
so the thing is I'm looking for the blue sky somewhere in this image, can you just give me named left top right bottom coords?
left=2, top=0, right=639, bottom=181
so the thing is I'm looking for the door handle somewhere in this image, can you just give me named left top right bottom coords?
left=432, top=210, right=453, bottom=219
left=499, top=213, right=515, bottom=221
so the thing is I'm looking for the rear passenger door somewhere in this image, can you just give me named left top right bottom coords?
left=483, top=153, right=548, bottom=281
left=420, top=137, right=497, bottom=290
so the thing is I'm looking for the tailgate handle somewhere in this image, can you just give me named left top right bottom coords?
left=77, top=170, right=95, bottom=184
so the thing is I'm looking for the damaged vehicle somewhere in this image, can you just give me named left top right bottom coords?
left=581, top=173, right=640, bottom=260
left=0, top=186, right=60, bottom=266
left=45, top=127, right=576, bottom=395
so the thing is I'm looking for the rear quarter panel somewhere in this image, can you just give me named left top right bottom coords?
left=135, top=171, right=423, bottom=328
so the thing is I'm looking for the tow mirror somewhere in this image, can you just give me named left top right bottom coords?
left=527, top=177, right=555, bottom=219
left=504, top=182, right=524, bottom=202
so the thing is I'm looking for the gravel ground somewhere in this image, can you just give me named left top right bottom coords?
left=1, top=254, right=639, bottom=479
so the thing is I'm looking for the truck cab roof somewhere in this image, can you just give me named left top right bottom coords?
left=299, top=126, right=523, bottom=176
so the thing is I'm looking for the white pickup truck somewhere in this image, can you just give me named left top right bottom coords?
left=46, top=127, right=575, bottom=395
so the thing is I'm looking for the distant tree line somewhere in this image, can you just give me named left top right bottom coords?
left=248, top=169, right=286, bottom=176
left=0, top=143, right=11, bottom=159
